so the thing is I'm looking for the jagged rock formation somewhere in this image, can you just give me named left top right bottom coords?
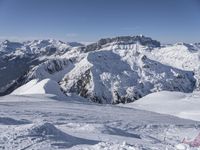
left=83, top=35, right=160, bottom=52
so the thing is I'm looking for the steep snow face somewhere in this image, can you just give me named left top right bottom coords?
left=124, top=91, right=200, bottom=121
left=60, top=45, right=196, bottom=104
left=12, top=78, right=65, bottom=98
left=24, top=58, right=75, bottom=82
left=11, top=79, right=39, bottom=95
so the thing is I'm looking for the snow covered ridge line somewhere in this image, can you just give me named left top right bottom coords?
left=0, top=39, right=83, bottom=55
left=1, top=35, right=200, bottom=104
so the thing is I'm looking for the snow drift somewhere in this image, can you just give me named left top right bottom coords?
left=124, top=91, right=200, bottom=121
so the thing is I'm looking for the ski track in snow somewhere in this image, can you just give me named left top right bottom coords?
left=0, top=95, right=200, bottom=150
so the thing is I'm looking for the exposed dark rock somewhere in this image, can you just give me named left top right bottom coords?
left=84, top=35, right=160, bottom=52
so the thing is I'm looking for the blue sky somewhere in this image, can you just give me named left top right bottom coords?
left=0, top=0, right=199, bottom=43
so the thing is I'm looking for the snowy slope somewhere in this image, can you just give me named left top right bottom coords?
left=0, top=39, right=82, bottom=95
left=60, top=37, right=196, bottom=104
left=11, top=79, right=39, bottom=95
left=1, top=36, right=200, bottom=149
left=123, top=91, right=200, bottom=121
left=0, top=94, right=199, bottom=149
left=5, top=51, right=81, bottom=97
left=1, top=35, right=200, bottom=104
left=150, top=43, right=200, bottom=71
left=23, top=39, right=71, bottom=56
left=24, top=58, right=75, bottom=82
left=11, top=79, right=65, bottom=99
left=149, top=43, right=200, bottom=89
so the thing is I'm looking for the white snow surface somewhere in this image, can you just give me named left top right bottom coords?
left=11, top=79, right=65, bottom=99
left=0, top=94, right=200, bottom=150
left=123, top=91, right=200, bottom=121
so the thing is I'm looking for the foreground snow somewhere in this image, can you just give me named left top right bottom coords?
left=124, top=91, right=200, bottom=121
left=0, top=94, right=200, bottom=149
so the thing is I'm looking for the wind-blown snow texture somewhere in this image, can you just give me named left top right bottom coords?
left=0, top=95, right=200, bottom=150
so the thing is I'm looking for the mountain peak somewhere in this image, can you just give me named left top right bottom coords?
left=84, top=35, right=160, bottom=52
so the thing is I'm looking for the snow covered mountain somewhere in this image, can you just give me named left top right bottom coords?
left=81, top=35, right=160, bottom=52
left=60, top=44, right=195, bottom=104
left=1, top=35, right=200, bottom=149
left=149, top=42, right=200, bottom=89
left=0, top=39, right=79, bottom=95
left=1, top=35, right=200, bottom=104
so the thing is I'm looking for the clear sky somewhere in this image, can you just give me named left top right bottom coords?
left=0, top=0, right=199, bottom=43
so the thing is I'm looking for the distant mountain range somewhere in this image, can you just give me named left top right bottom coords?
left=0, top=36, right=199, bottom=103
